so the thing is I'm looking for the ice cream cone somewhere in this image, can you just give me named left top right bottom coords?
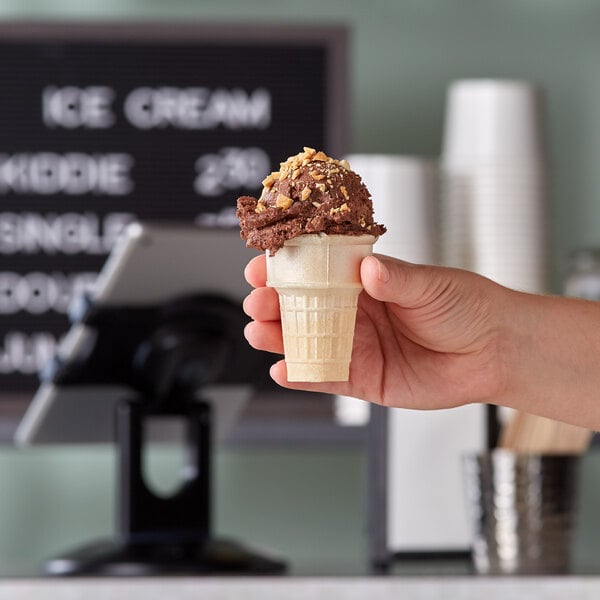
left=266, top=233, right=376, bottom=382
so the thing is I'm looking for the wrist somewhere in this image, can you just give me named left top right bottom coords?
left=493, top=290, right=600, bottom=428
left=491, top=288, right=542, bottom=408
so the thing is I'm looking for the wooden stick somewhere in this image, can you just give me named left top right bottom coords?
left=498, top=410, right=594, bottom=454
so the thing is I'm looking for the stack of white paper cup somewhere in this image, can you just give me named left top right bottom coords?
left=335, top=155, right=438, bottom=426
left=345, top=155, right=438, bottom=264
left=440, top=79, right=547, bottom=293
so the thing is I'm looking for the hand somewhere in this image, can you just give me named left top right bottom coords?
left=243, top=253, right=510, bottom=410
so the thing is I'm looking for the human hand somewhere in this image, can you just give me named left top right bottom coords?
left=243, top=253, right=510, bottom=410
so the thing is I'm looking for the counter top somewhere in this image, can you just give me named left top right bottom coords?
left=2, top=575, right=600, bottom=600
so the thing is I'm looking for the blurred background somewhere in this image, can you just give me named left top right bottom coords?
left=1, top=0, right=600, bottom=577
left=3, top=0, right=600, bottom=291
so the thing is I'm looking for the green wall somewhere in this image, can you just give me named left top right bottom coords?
left=2, top=0, right=600, bottom=576
left=2, top=0, right=600, bottom=287
left=2, top=444, right=600, bottom=575
left=0, top=445, right=367, bottom=575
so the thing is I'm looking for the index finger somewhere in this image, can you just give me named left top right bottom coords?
left=244, top=253, right=267, bottom=288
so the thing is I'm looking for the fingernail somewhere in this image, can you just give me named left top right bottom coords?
left=375, top=257, right=390, bottom=283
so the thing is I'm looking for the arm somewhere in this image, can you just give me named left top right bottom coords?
left=500, top=289, right=600, bottom=428
left=243, top=253, right=600, bottom=430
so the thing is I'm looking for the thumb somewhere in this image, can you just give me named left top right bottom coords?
left=361, top=255, right=453, bottom=309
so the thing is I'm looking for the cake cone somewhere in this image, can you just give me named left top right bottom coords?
left=266, top=233, right=375, bottom=382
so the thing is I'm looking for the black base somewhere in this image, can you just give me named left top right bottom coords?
left=391, top=550, right=472, bottom=561
left=371, top=550, right=472, bottom=574
left=44, top=537, right=287, bottom=576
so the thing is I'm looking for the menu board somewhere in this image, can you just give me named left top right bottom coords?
left=0, top=23, right=347, bottom=395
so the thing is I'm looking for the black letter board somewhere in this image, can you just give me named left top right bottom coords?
left=0, top=23, right=347, bottom=397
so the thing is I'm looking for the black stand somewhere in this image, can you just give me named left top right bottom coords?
left=42, top=295, right=286, bottom=576
left=44, top=396, right=286, bottom=576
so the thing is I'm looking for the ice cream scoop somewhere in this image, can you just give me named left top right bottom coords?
left=237, top=147, right=385, bottom=255
left=237, top=148, right=385, bottom=382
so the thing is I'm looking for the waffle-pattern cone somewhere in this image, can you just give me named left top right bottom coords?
left=266, top=234, right=375, bottom=382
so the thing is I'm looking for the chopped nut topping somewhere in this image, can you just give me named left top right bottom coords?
left=260, top=148, right=357, bottom=211
left=273, top=148, right=352, bottom=186
left=329, top=203, right=351, bottom=216
left=312, top=201, right=322, bottom=208
left=339, top=159, right=350, bottom=170
left=276, top=194, right=293, bottom=209
left=255, top=202, right=267, bottom=214
left=262, top=173, right=277, bottom=188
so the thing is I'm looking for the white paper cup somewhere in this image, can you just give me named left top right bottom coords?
left=344, top=154, right=438, bottom=264
left=442, top=79, right=545, bottom=167
left=439, top=161, right=547, bottom=293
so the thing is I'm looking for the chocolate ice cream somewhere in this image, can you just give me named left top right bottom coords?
left=237, top=147, right=386, bottom=255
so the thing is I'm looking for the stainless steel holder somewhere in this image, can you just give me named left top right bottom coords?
left=463, top=450, right=580, bottom=574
